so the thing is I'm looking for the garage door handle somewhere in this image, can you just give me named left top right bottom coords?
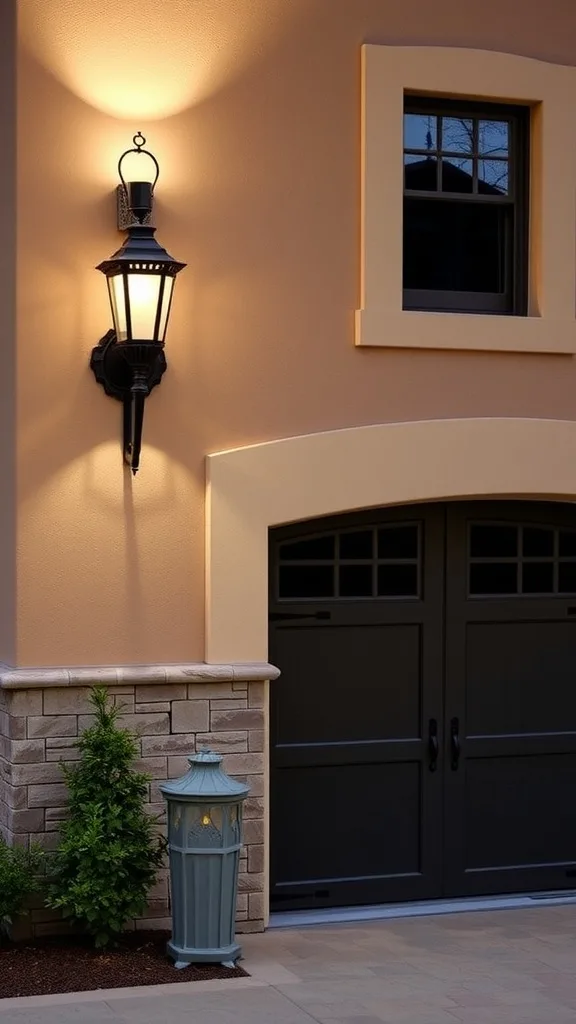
left=450, top=717, right=461, bottom=771
left=428, top=718, right=439, bottom=772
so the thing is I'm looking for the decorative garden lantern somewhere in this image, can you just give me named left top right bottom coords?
left=160, top=750, right=250, bottom=969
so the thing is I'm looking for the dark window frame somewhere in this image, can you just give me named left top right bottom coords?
left=403, top=95, right=530, bottom=316
left=467, top=520, right=576, bottom=598
left=274, top=521, right=422, bottom=602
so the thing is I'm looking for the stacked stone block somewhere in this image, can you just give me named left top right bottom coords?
left=0, top=668, right=270, bottom=936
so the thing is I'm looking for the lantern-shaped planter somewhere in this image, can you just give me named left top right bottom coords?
left=160, top=750, right=250, bottom=968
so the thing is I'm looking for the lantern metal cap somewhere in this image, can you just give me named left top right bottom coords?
left=160, top=748, right=250, bottom=803
left=96, top=224, right=186, bottom=277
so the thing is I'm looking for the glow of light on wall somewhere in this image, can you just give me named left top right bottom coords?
left=19, top=0, right=304, bottom=120
left=32, top=442, right=198, bottom=516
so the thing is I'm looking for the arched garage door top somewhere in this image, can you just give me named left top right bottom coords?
left=206, top=418, right=576, bottom=662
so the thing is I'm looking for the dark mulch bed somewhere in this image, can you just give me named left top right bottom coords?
left=0, top=931, right=248, bottom=998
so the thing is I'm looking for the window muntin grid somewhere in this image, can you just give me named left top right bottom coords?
left=468, top=522, right=576, bottom=597
left=277, top=523, right=421, bottom=601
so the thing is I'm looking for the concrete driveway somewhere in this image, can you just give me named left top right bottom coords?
left=1, top=906, right=576, bottom=1023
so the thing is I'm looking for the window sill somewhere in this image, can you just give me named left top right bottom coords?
left=355, top=308, right=576, bottom=354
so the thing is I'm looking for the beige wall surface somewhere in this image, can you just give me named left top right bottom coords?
left=0, top=0, right=16, bottom=667
left=15, top=0, right=576, bottom=667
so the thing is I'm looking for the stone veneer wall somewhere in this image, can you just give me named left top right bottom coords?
left=0, top=664, right=277, bottom=937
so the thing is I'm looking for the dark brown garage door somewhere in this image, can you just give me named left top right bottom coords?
left=269, top=501, right=576, bottom=912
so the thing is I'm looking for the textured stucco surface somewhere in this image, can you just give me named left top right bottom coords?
left=14, top=0, right=576, bottom=666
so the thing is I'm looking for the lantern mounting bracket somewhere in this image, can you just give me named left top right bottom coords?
left=90, top=331, right=167, bottom=474
left=90, top=330, right=167, bottom=402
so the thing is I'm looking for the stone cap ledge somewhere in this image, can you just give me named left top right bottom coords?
left=0, top=662, right=280, bottom=690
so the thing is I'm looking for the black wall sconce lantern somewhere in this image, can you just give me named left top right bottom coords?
left=90, top=133, right=186, bottom=474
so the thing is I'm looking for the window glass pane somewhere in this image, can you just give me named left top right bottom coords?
left=403, top=198, right=508, bottom=295
left=559, top=562, right=576, bottom=593
left=478, top=120, right=509, bottom=156
left=279, top=565, right=334, bottom=599
left=441, top=158, right=473, bottom=193
left=339, top=530, right=373, bottom=560
left=559, top=530, right=576, bottom=557
left=404, top=154, right=437, bottom=191
left=377, top=564, right=418, bottom=597
left=478, top=159, right=509, bottom=195
left=378, top=525, right=418, bottom=559
left=280, top=536, right=335, bottom=561
left=404, top=113, right=437, bottom=151
left=441, top=117, right=474, bottom=153
left=339, top=565, right=373, bottom=597
left=522, top=562, right=554, bottom=594
left=522, top=527, right=554, bottom=557
left=470, top=525, right=518, bottom=557
left=470, top=562, right=517, bottom=595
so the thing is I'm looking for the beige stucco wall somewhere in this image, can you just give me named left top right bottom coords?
left=0, top=1, right=16, bottom=667
left=13, top=0, right=576, bottom=667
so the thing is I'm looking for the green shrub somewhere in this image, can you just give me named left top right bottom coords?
left=47, top=686, right=165, bottom=947
left=0, top=838, right=44, bottom=938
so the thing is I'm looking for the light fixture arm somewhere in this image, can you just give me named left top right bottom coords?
left=124, top=384, right=146, bottom=475
left=90, top=332, right=167, bottom=475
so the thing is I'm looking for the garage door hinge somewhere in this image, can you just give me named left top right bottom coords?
left=269, top=611, right=332, bottom=622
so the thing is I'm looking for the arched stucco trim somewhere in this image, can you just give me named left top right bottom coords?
left=206, top=418, right=576, bottom=663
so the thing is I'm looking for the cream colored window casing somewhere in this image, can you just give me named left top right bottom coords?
left=356, top=45, right=576, bottom=353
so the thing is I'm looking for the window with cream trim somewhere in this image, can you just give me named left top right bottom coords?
left=356, top=45, right=576, bottom=353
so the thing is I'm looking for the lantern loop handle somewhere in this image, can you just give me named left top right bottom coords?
left=117, top=132, right=160, bottom=198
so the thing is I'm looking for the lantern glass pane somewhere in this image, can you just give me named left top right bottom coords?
left=108, top=274, right=128, bottom=342
left=127, top=272, right=162, bottom=340
left=158, top=277, right=175, bottom=342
